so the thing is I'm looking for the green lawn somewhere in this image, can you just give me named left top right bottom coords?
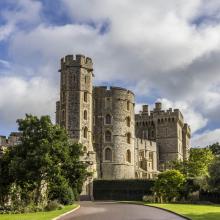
left=146, top=203, right=220, bottom=220
left=0, top=204, right=78, bottom=220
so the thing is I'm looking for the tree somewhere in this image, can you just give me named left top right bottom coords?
left=208, top=157, right=220, bottom=192
left=0, top=114, right=89, bottom=209
left=187, top=148, right=214, bottom=178
left=153, top=170, right=186, bottom=203
left=208, top=142, right=220, bottom=156
left=171, top=148, right=214, bottom=178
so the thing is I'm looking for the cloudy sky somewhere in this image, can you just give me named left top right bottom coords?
left=1, top=0, right=220, bottom=147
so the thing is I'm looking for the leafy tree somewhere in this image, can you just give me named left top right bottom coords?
left=187, top=148, right=214, bottom=178
left=208, top=157, right=220, bottom=192
left=153, top=170, right=186, bottom=203
left=208, top=142, right=220, bottom=156
left=171, top=148, right=214, bottom=178
left=0, top=114, right=89, bottom=209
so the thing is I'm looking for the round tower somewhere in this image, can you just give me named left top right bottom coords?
left=93, top=86, right=135, bottom=179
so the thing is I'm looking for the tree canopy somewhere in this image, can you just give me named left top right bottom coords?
left=0, top=114, right=89, bottom=210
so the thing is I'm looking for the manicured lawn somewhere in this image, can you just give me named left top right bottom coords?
left=146, top=203, right=220, bottom=220
left=0, top=204, right=78, bottom=220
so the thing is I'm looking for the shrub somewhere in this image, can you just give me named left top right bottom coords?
left=142, top=195, right=155, bottom=203
left=48, top=184, right=74, bottom=205
left=45, top=200, right=63, bottom=211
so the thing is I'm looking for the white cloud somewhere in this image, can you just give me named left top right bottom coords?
left=0, top=75, right=57, bottom=129
left=0, top=0, right=220, bottom=146
left=156, top=98, right=208, bottom=134
left=192, top=129, right=220, bottom=147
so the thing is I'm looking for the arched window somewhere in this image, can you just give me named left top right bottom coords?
left=126, top=133, right=131, bottom=144
left=105, top=130, right=112, bottom=142
left=126, top=117, right=131, bottom=127
left=84, top=92, right=88, bottom=102
left=105, top=148, right=112, bottom=161
left=127, top=101, right=130, bottom=110
left=83, top=127, right=88, bottom=138
left=105, top=114, right=111, bottom=124
left=62, top=110, right=65, bottom=120
left=83, top=146, right=87, bottom=152
left=84, top=110, right=87, bottom=120
left=126, top=149, right=131, bottom=163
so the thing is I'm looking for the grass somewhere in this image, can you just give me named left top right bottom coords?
left=0, top=204, right=78, bottom=220
left=146, top=203, right=220, bottom=220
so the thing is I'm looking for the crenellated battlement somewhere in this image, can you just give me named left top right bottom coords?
left=60, top=54, right=93, bottom=70
left=136, top=102, right=184, bottom=122
left=94, top=86, right=134, bottom=96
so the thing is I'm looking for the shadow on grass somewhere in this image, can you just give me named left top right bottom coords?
left=186, top=212, right=220, bottom=220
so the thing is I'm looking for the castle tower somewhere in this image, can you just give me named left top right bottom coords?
left=93, top=86, right=135, bottom=179
left=56, top=54, right=96, bottom=198
left=56, top=54, right=93, bottom=150
left=135, top=102, right=191, bottom=170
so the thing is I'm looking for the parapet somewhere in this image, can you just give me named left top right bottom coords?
left=60, top=54, right=93, bottom=70
left=94, top=86, right=134, bottom=96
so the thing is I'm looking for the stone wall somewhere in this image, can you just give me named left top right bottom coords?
left=93, top=86, right=135, bottom=179
left=135, top=103, right=191, bottom=170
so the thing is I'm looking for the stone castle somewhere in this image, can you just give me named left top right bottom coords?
left=55, top=54, right=191, bottom=184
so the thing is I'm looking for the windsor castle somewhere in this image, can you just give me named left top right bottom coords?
left=55, top=54, right=191, bottom=190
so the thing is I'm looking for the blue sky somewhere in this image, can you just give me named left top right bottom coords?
left=1, top=0, right=220, bottom=147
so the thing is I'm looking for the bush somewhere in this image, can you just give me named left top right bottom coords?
left=142, top=195, right=155, bottom=203
left=45, top=200, right=63, bottom=211
left=48, top=184, right=74, bottom=205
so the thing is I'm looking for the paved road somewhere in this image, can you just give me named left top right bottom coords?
left=59, top=202, right=187, bottom=220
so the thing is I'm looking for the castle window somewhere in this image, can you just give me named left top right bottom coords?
left=158, top=119, right=160, bottom=123
left=84, top=92, right=88, bottom=102
left=105, top=114, right=111, bottom=124
left=105, top=148, right=112, bottom=161
left=85, top=76, right=87, bottom=84
left=83, top=127, right=88, bottom=138
left=127, top=101, right=130, bottom=110
left=84, top=110, right=87, bottom=120
left=126, top=117, right=131, bottom=127
left=83, top=146, right=87, bottom=152
left=62, top=110, right=65, bottom=120
left=126, top=149, right=131, bottom=163
left=105, top=130, right=112, bottom=142
left=126, top=132, right=131, bottom=144
left=151, top=130, right=154, bottom=138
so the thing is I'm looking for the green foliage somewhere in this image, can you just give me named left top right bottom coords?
left=208, top=142, right=220, bottom=156
left=153, top=170, right=186, bottom=202
left=188, top=148, right=214, bottom=178
left=0, top=114, right=88, bottom=212
left=48, top=182, right=74, bottom=205
left=208, top=157, right=220, bottom=192
left=44, top=200, right=63, bottom=211
left=171, top=148, right=214, bottom=178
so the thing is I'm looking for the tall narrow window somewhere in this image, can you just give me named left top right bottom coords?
left=126, top=150, right=131, bottom=163
left=84, top=92, right=88, bottom=102
left=126, top=133, right=131, bottom=144
left=84, top=127, right=88, bottom=138
left=127, top=101, right=130, bottom=110
left=106, top=114, right=111, bottom=124
left=84, top=110, right=87, bottom=120
left=105, top=130, right=112, bottom=142
left=126, top=117, right=131, bottom=127
left=105, top=148, right=112, bottom=161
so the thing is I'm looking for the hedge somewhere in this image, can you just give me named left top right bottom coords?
left=93, top=179, right=155, bottom=201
